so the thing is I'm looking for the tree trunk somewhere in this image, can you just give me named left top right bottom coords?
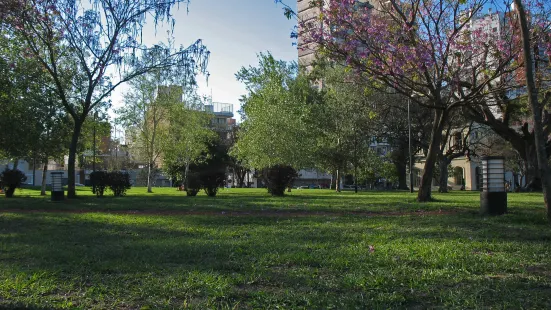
left=390, top=142, right=409, bottom=190
left=40, top=161, right=48, bottom=196
left=67, top=120, right=83, bottom=198
left=147, top=162, right=153, bottom=193
left=184, top=161, right=190, bottom=189
left=417, top=109, right=447, bottom=202
left=395, top=160, right=408, bottom=190
left=438, top=157, right=450, bottom=193
left=236, top=168, right=246, bottom=188
left=13, top=159, right=19, bottom=170
left=335, top=168, right=341, bottom=192
left=524, top=144, right=542, bottom=190
left=514, top=0, right=551, bottom=221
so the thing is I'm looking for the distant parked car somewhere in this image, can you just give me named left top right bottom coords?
left=75, top=183, right=85, bottom=187
left=296, top=185, right=309, bottom=189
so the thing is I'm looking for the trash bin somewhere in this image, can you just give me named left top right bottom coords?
left=480, top=156, right=507, bottom=215
left=51, top=172, right=64, bottom=201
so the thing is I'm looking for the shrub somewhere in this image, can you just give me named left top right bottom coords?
left=90, top=171, right=109, bottom=197
left=184, top=140, right=228, bottom=197
left=260, top=165, right=297, bottom=196
left=185, top=170, right=201, bottom=197
left=0, top=168, right=27, bottom=198
left=186, top=188, right=200, bottom=196
left=199, top=142, right=228, bottom=197
left=107, top=171, right=131, bottom=197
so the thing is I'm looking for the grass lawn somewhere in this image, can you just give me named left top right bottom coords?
left=0, top=187, right=550, bottom=309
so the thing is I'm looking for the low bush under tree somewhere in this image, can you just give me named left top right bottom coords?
left=107, top=171, right=132, bottom=197
left=90, top=171, right=109, bottom=197
left=260, top=165, right=298, bottom=196
left=185, top=169, right=201, bottom=197
left=90, top=171, right=131, bottom=197
left=198, top=141, right=228, bottom=197
left=0, top=168, right=27, bottom=198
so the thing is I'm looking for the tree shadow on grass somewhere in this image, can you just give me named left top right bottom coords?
left=0, top=191, right=482, bottom=215
left=1, top=211, right=550, bottom=308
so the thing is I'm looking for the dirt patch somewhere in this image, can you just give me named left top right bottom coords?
left=0, top=208, right=459, bottom=218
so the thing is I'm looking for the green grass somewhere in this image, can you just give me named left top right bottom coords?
left=0, top=188, right=550, bottom=309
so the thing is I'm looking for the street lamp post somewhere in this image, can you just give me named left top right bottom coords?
left=408, top=98, right=414, bottom=193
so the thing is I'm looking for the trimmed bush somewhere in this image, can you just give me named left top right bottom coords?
left=107, top=171, right=131, bottom=197
left=90, top=171, right=109, bottom=197
left=0, top=168, right=27, bottom=198
left=90, top=171, right=131, bottom=197
left=183, top=140, right=228, bottom=197
left=260, top=165, right=298, bottom=196
left=199, top=142, right=228, bottom=197
left=185, top=170, right=201, bottom=197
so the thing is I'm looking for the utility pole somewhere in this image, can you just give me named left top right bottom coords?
left=408, top=98, right=414, bottom=193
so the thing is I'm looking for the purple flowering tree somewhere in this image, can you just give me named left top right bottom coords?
left=4, top=0, right=209, bottom=198
left=299, top=0, right=523, bottom=201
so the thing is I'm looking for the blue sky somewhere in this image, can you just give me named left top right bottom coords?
left=111, top=0, right=297, bottom=123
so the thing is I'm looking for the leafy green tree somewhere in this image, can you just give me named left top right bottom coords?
left=233, top=53, right=321, bottom=171
left=0, top=29, right=71, bottom=194
left=5, top=0, right=209, bottom=198
left=227, top=126, right=250, bottom=188
left=117, top=72, right=177, bottom=193
left=196, top=139, right=229, bottom=197
left=163, top=94, right=215, bottom=189
left=308, top=63, right=376, bottom=192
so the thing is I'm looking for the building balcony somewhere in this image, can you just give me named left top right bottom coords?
left=203, top=102, right=234, bottom=117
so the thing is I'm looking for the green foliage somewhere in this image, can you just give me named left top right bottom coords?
left=90, top=171, right=109, bottom=197
left=90, top=171, right=131, bottom=197
left=197, top=141, right=228, bottom=197
left=117, top=72, right=174, bottom=184
left=357, top=151, right=398, bottom=184
left=234, top=55, right=382, bottom=184
left=0, top=29, right=71, bottom=162
left=311, top=64, right=377, bottom=174
left=234, top=53, right=321, bottom=170
left=162, top=92, right=216, bottom=186
left=0, top=168, right=27, bottom=198
left=184, top=169, right=201, bottom=197
left=259, top=165, right=298, bottom=196
left=107, top=171, right=132, bottom=197
left=181, top=140, right=228, bottom=197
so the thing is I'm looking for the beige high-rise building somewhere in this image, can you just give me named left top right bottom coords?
left=297, top=0, right=325, bottom=69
